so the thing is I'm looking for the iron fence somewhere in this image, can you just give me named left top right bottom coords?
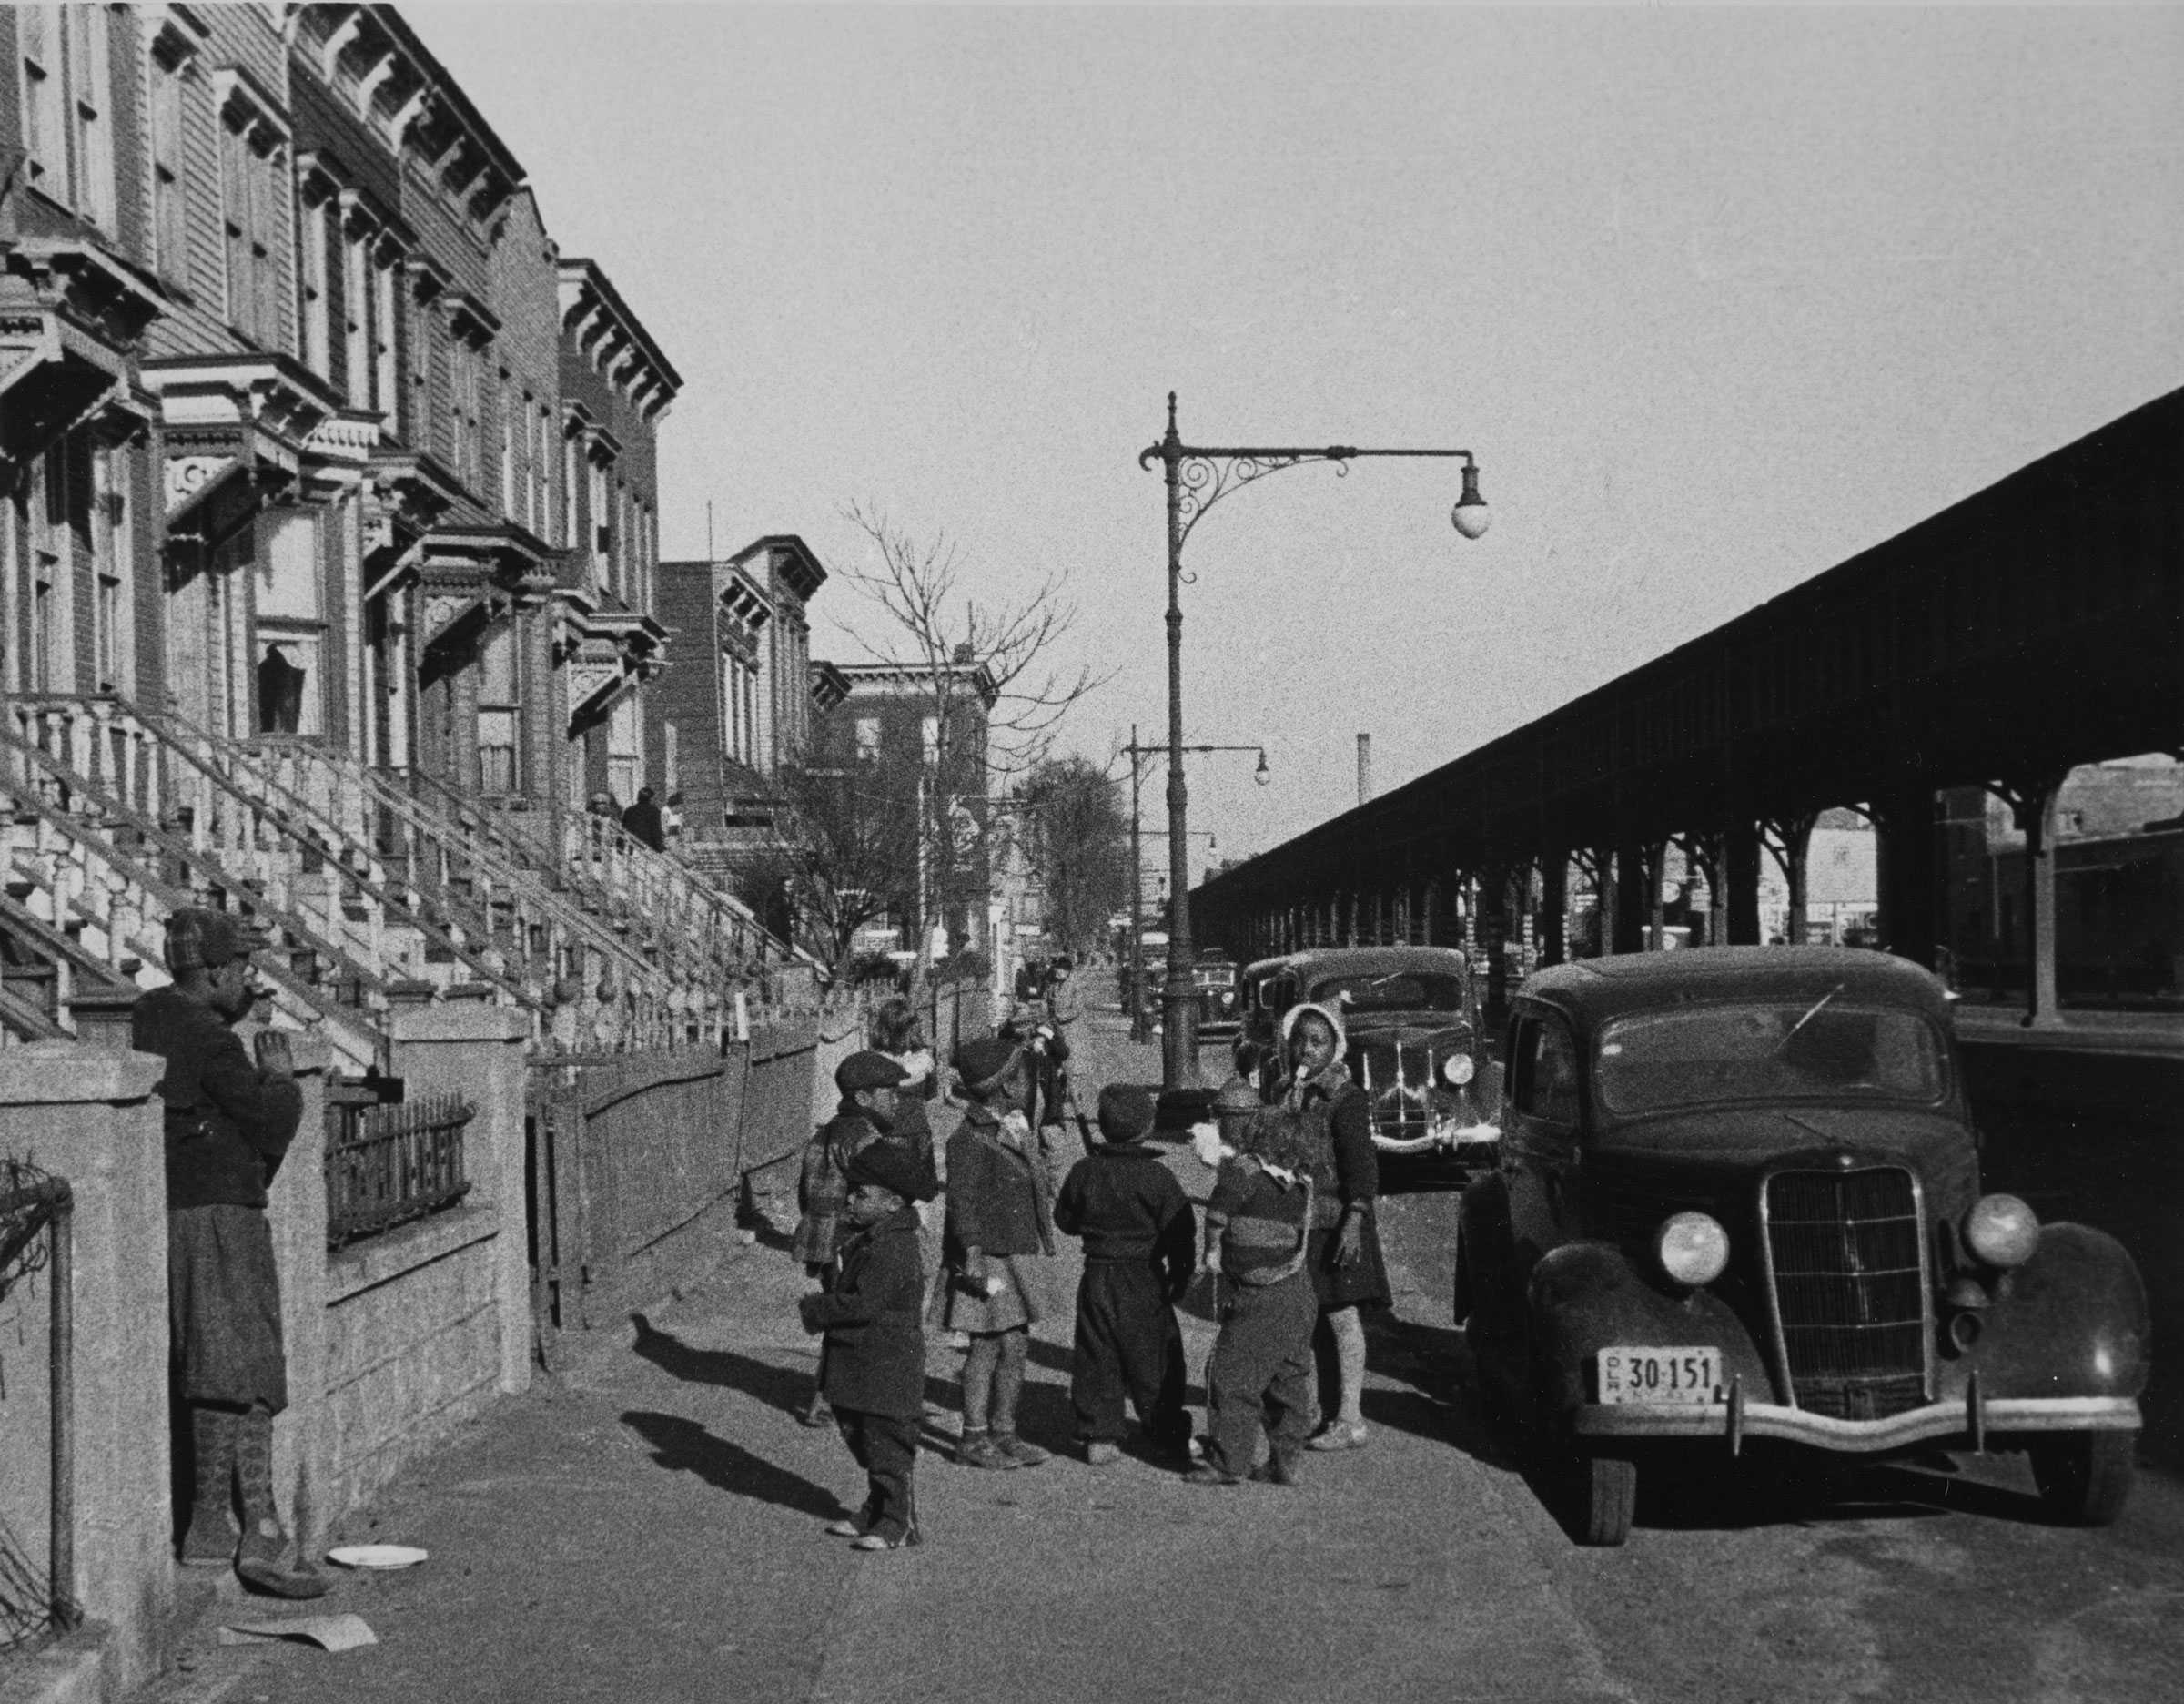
left=326, top=1086, right=476, bottom=1249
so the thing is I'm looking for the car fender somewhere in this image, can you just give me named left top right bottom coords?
left=1952, top=1222, right=2150, bottom=1405
left=1526, top=1242, right=1773, bottom=1423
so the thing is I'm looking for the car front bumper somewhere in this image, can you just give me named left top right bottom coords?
left=1572, top=1390, right=2142, bottom=1454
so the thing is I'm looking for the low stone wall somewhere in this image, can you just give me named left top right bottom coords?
left=0, top=1045, right=173, bottom=1699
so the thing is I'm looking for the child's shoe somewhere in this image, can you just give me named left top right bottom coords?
left=852, top=1523, right=922, bottom=1551
left=1306, top=1420, right=1369, bottom=1453
left=993, top=1433, right=1049, bottom=1467
left=1083, top=1440, right=1121, bottom=1466
left=956, top=1430, right=1019, bottom=1471
left=824, top=1504, right=875, bottom=1537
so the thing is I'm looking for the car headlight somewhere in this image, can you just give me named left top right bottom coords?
left=1654, top=1212, right=1730, bottom=1288
left=1964, top=1193, right=2040, bottom=1269
left=1441, top=1054, right=1475, bottom=1087
left=1220, top=992, right=1236, bottom=1008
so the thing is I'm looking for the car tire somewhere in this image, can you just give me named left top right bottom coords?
left=1575, top=1453, right=1637, bottom=1547
left=2028, top=1430, right=2136, bottom=1526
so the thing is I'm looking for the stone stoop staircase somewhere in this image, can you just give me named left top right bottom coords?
left=247, top=735, right=740, bottom=1052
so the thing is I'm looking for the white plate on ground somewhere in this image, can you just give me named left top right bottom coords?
left=328, top=1545, right=428, bottom=1569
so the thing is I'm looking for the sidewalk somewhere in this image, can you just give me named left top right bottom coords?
left=1952, top=1001, right=2184, bottom=1057
left=125, top=1016, right=1603, bottom=1704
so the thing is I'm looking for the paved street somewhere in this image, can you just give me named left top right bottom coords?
left=142, top=1010, right=2184, bottom=1704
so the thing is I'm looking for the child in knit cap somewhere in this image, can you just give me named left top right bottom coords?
left=1053, top=1085, right=1195, bottom=1465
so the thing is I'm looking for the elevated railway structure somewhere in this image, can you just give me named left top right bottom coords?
left=1193, top=388, right=2184, bottom=1026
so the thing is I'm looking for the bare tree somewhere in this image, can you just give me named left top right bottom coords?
left=1016, top=756, right=1128, bottom=956
left=836, top=502, right=1115, bottom=963
left=731, top=763, right=922, bottom=976
left=839, top=502, right=1111, bottom=782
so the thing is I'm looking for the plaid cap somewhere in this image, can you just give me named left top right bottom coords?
left=164, top=908, right=272, bottom=974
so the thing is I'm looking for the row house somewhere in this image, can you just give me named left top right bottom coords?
left=0, top=3, right=794, bottom=1060
left=647, top=533, right=828, bottom=874
left=806, top=658, right=997, bottom=961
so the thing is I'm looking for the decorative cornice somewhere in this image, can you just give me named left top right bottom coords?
left=557, top=259, right=682, bottom=423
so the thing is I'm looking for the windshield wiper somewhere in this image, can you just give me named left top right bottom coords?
left=1774, top=983, right=1845, bottom=1055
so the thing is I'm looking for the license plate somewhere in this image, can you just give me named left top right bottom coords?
left=1596, top=1347, right=1723, bottom=1405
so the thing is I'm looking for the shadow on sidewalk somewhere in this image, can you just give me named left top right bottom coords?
left=622, top=1409, right=845, bottom=1520
left=632, top=1312, right=812, bottom=1419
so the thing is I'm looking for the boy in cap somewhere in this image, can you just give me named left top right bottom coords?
left=798, top=1141, right=940, bottom=1550
left=792, top=1050, right=911, bottom=1427
left=941, top=1033, right=1057, bottom=1469
left=1052, top=1085, right=1194, bottom=1464
left=132, top=908, right=324, bottom=1596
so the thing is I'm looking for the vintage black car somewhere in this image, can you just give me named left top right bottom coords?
left=1455, top=946, right=2149, bottom=1547
left=1189, top=951, right=1244, bottom=1040
left=1234, top=946, right=1498, bottom=1183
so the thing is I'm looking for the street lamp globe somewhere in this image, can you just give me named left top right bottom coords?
left=1451, top=462, right=1491, bottom=540
left=1254, top=750, right=1271, bottom=786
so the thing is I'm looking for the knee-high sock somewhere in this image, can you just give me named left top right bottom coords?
left=961, top=1334, right=1001, bottom=1433
left=1328, top=1306, right=1366, bottom=1425
left=235, top=1401, right=282, bottom=1539
left=187, top=1404, right=239, bottom=1524
left=990, top=1328, right=1029, bottom=1436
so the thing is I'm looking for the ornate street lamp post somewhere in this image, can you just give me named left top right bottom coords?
left=1124, top=731, right=1267, bottom=1045
left=1140, top=391, right=1489, bottom=1090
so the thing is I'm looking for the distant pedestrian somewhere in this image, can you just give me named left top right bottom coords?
left=1188, top=1081, right=1320, bottom=1486
left=1053, top=1085, right=1194, bottom=1465
left=868, top=999, right=938, bottom=1170
left=1043, top=956, right=1087, bottom=1121
left=792, top=1050, right=913, bottom=1428
left=940, top=1034, right=1057, bottom=1470
left=622, top=786, right=666, bottom=852
left=799, top=1141, right=939, bottom=1551
left=133, top=908, right=327, bottom=1598
left=1000, top=1000, right=1068, bottom=1174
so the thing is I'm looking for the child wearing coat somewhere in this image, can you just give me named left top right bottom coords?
left=1052, top=1084, right=1195, bottom=1465
left=941, top=1033, right=1057, bottom=1470
left=1186, top=1084, right=1321, bottom=1486
left=798, top=1140, right=940, bottom=1551
left=790, top=1050, right=913, bottom=1428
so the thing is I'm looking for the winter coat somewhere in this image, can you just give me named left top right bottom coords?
left=945, top=1106, right=1056, bottom=1264
left=1054, top=1145, right=1194, bottom=1294
left=793, top=1104, right=887, bottom=1267
left=132, top=987, right=304, bottom=1212
left=800, top=1205, right=927, bottom=1419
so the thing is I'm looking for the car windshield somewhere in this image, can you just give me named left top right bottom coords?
left=1312, top=972, right=1468, bottom=1015
left=1594, top=1001, right=1947, bottom=1114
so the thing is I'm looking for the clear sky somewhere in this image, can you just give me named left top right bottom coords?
left=410, top=2, right=2184, bottom=886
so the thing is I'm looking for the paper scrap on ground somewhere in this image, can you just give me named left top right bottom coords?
left=219, top=1614, right=378, bottom=1652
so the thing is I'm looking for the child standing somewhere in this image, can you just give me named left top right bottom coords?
left=1053, top=1085, right=1195, bottom=1465
left=941, top=1034, right=1057, bottom=1470
left=791, top=1051, right=912, bottom=1428
left=1187, top=1090, right=1320, bottom=1487
left=797, top=1141, right=939, bottom=1550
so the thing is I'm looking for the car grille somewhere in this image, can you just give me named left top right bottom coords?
left=1763, top=1167, right=1931, bottom=1419
left=1352, top=1040, right=1463, bottom=1133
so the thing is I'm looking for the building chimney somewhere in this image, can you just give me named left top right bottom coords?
left=1357, top=733, right=1372, bottom=806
